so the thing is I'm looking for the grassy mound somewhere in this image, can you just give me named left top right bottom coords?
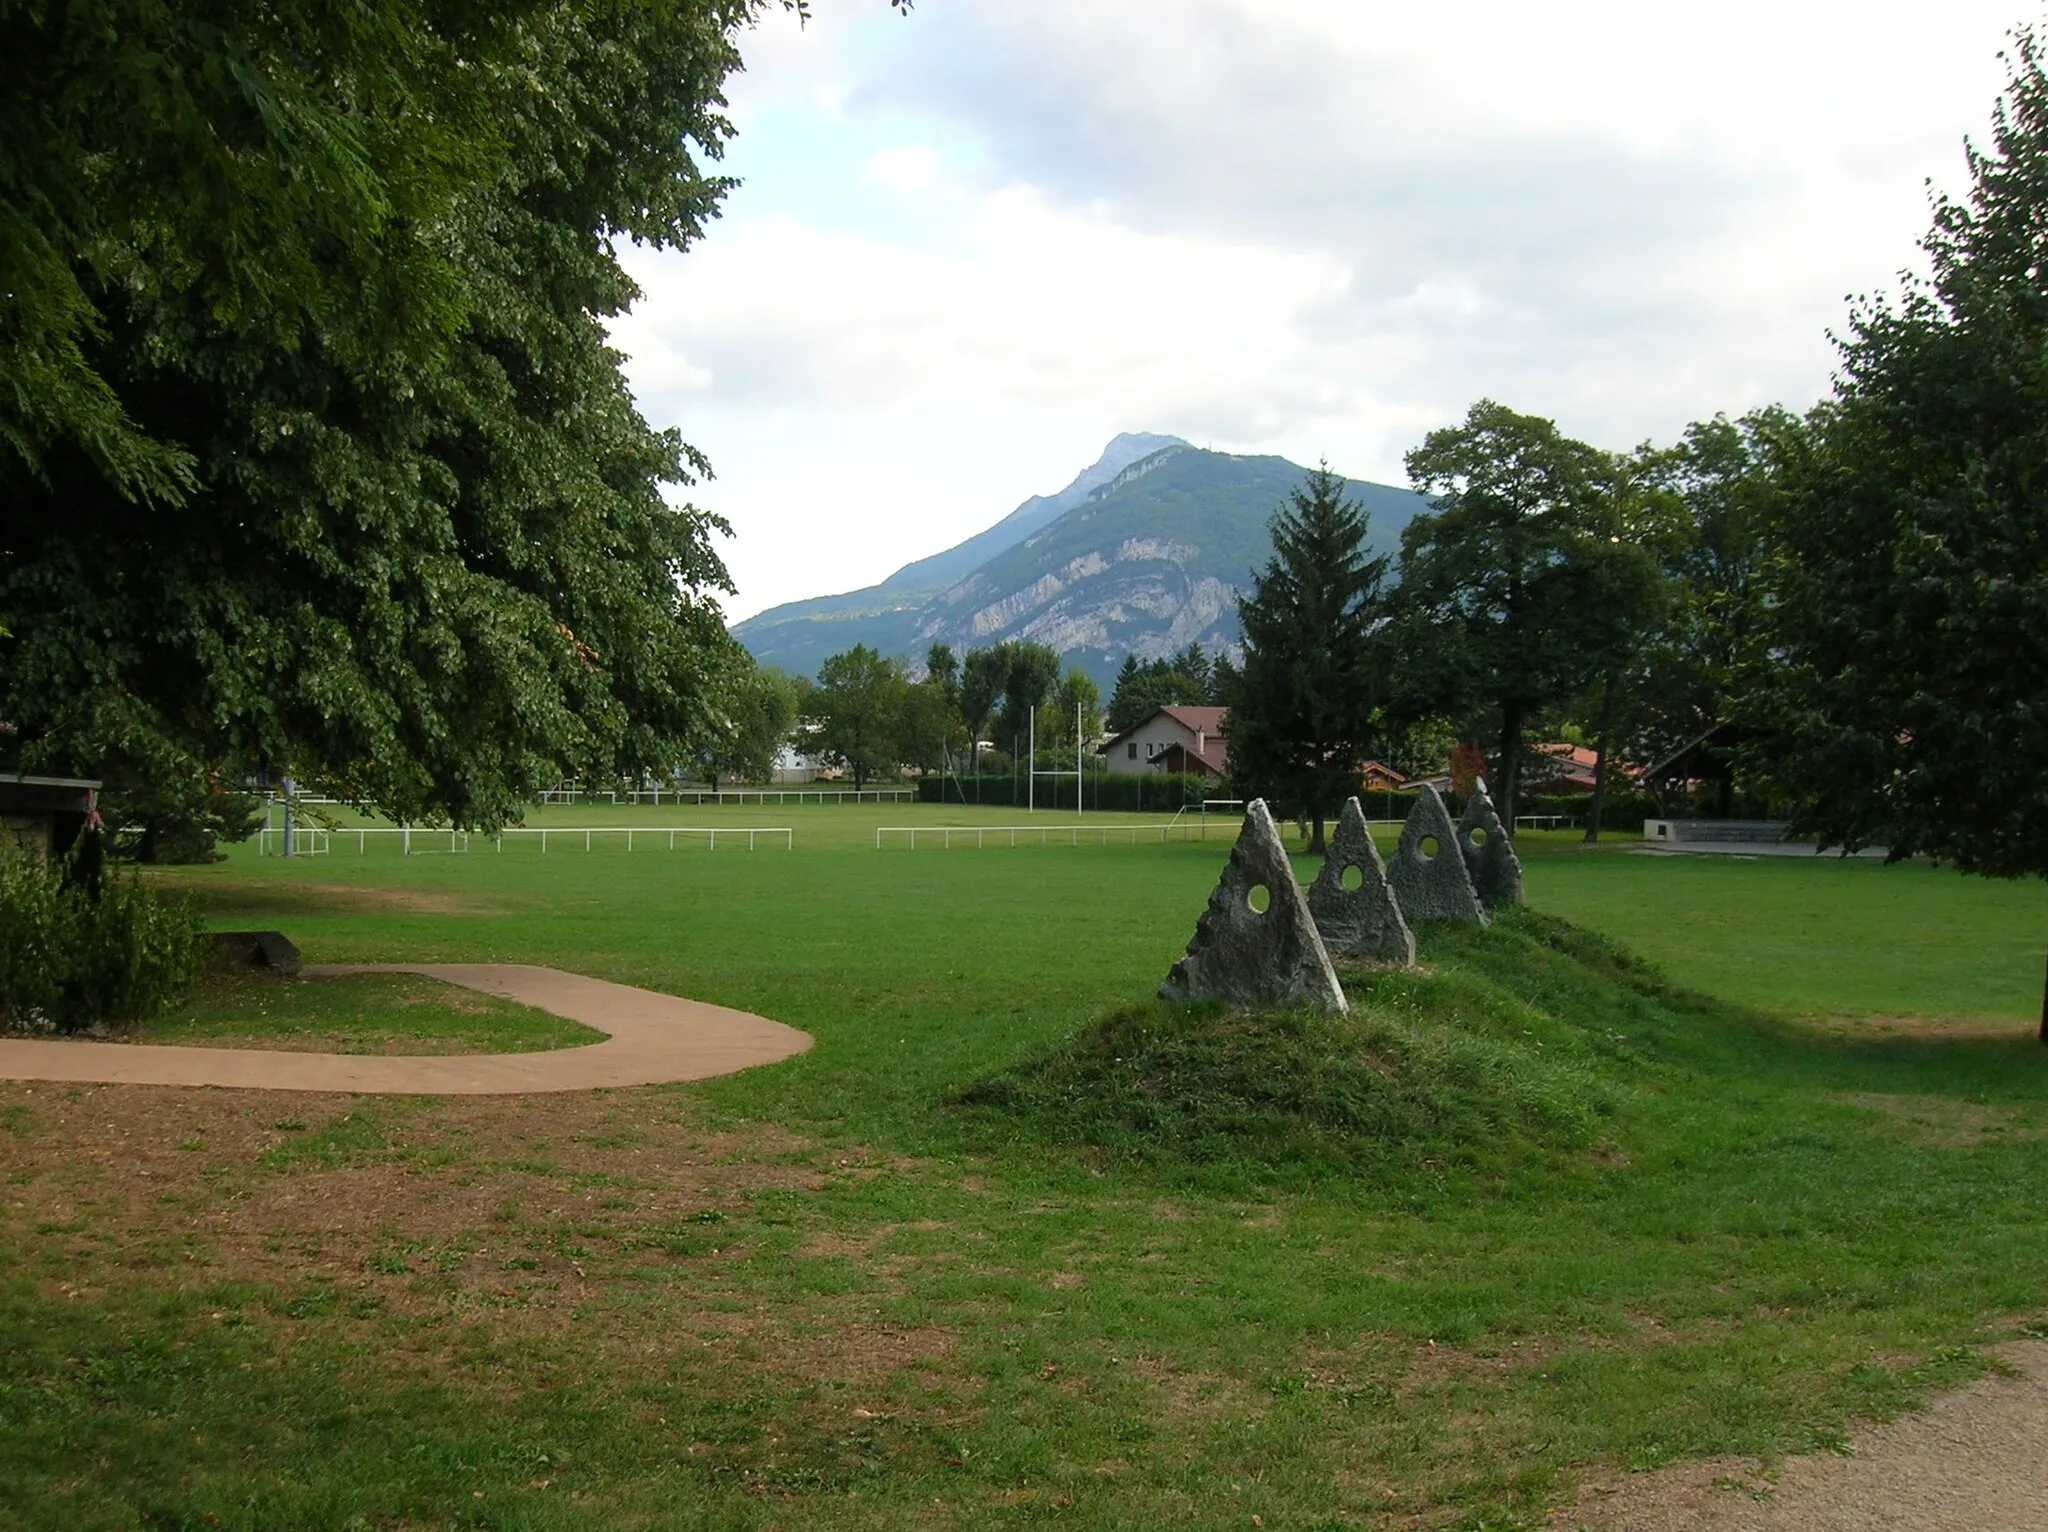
left=955, top=908, right=1710, bottom=1189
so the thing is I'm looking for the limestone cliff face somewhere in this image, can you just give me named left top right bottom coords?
left=733, top=439, right=1431, bottom=686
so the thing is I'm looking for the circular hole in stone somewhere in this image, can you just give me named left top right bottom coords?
left=1340, top=864, right=1364, bottom=892
left=1419, top=835, right=1440, bottom=860
left=1246, top=883, right=1271, bottom=914
left=1470, top=826, right=1489, bottom=847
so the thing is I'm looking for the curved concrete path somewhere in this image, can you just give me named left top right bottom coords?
left=0, top=964, right=812, bottom=1095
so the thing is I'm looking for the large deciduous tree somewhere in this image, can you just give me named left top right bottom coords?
left=1739, top=32, right=2048, bottom=1042
left=1393, top=402, right=1661, bottom=827
left=808, top=645, right=906, bottom=791
left=1229, top=464, right=1390, bottom=854
left=702, top=663, right=801, bottom=785
left=0, top=1, right=782, bottom=834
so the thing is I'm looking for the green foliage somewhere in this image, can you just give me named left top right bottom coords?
left=100, top=776, right=263, bottom=864
left=0, top=847, right=202, bottom=1033
left=0, top=1, right=761, bottom=829
left=1037, top=667, right=1103, bottom=749
left=1231, top=465, right=1393, bottom=848
left=701, top=661, right=801, bottom=785
left=1105, top=645, right=1228, bottom=734
left=1395, top=401, right=1664, bottom=823
left=1630, top=412, right=1792, bottom=762
left=807, top=644, right=908, bottom=790
left=958, top=645, right=1010, bottom=739
left=989, top=640, right=1062, bottom=748
left=1743, top=31, right=2048, bottom=924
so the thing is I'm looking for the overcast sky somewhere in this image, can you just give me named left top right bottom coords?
left=610, top=1, right=2028, bottom=621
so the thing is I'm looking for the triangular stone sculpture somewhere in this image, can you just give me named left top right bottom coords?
left=1457, top=783, right=1524, bottom=906
left=1159, top=799, right=1348, bottom=1012
left=1387, top=784, right=1487, bottom=925
left=1307, top=797, right=1416, bottom=966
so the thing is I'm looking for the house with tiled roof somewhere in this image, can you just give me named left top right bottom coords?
left=1101, top=705, right=1229, bottom=780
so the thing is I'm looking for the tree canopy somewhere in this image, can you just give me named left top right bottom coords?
left=0, top=1, right=776, bottom=832
left=1741, top=31, right=2048, bottom=1042
left=1105, top=645, right=1230, bottom=735
left=1393, top=402, right=1661, bottom=825
left=806, top=645, right=905, bottom=791
left=1229, top=465, right=1391, bottom=853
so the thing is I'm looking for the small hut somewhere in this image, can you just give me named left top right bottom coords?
left=0, top=774, right=101, bottom=859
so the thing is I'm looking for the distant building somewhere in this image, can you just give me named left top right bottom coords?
left=1528, top=742, right=1601, bottom=794
left=1102, top=706, right=1229, bottom=780
left=1359, top=760, right=1411, bottom=793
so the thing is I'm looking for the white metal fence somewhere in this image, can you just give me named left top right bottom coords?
left=259, top=825, right=793, bottom=855
left=538, top=786, right=911, bottom=806
left=875, top=822, right=1191, bottom=850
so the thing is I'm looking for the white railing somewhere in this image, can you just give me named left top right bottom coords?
left=651, top=788, right=911, bottom=806
left=538, top=787, right=912, bottom=806
left=255, top=828, right=331, bottom=856
left=265, top=826, right=792, bottom=854
left=875, top=823, right=1184, bottom=850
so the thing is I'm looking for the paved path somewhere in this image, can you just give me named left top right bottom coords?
left=0, top=964, right=812, bottom=1095
left=1555, top=1339, right=2048, bottom=1530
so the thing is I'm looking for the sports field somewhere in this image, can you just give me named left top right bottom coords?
left=3, top=802, right=2044, bottom=1529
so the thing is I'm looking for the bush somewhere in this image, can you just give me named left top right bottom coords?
left=0, top=847, right=204, bottom=1033
left=101, top=779, right=264, bottom=863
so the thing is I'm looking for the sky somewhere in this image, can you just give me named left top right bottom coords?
left=609, top=1, right=2031, bottom=621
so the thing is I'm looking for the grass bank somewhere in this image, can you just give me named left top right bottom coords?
left=0, top=823, right=2041, bottom=1528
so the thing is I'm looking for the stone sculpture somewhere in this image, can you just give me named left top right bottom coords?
left=1306, top=797, right=1416, bottom=965
left=1386, top=784, right=1487, bottom=925
left=1456, top=782, right=1524, bottom=906
left=1159, top=798, right=1348, bottom=1012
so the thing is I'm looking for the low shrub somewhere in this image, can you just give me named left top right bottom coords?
left=0, top=846, right=204, bottom=1033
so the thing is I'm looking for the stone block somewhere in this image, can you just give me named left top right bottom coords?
left=1159, top=799, right=1347, bottom=1012
left=207, top=930, right=303, bottom=978
left=1387, top=785, right=1487, bottom=925
left=1307, top=797, right=1416, bottom=965
left=1457, top=783, right=1524, bottom=905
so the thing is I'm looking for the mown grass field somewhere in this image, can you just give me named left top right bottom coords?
left=2, top=804, right=2044, bottom=1530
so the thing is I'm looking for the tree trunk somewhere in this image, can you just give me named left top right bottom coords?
left=1309, top=810, right=1326, bottom=856
left=1497, top=702, right=1525, bottom=832
left=1584, top=676, right=1617, bottom=845
left=2039, top=934, right=2047, bottom=1046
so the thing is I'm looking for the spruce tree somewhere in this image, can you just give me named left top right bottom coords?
left=1229, top=465, right=1390, bottom=853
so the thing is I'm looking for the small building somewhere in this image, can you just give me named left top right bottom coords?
left=1528, top=742, right=1601, bottom=794
left=1102, top=706, right=1229, bottom=779
left=1359, top=760, right=1410, bottom=793
left=0, top=774, right=100, bottom=858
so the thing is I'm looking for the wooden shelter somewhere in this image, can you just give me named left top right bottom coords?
left=0, top=774, right=100, bottom=858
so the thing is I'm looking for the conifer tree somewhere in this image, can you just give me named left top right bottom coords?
left=1229, top=465, right=1390, bottom=853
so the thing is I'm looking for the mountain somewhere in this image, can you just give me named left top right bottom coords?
left=732, top=438, right=1432, bottom=685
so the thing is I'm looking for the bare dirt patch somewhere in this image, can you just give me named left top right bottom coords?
left=1829, top=1091, right=2046, bottom=1146
left=1797, top=1013, right=2033, bottom=1044
left=181, top=877, right=493, bottom=918
left=1552, top=1339, right=2048, bottom=1531
left=0, top=1081, right=965, bottom=1395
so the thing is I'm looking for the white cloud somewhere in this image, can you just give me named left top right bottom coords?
left=617, top=0, right=2030, bottom=623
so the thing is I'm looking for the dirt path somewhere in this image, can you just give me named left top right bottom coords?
left=1554, top=1339, right=2048, bottom=1530
left=0, top=964, right=811, bottom=1094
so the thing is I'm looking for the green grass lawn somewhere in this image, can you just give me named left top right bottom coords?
left=146, top=971, right=602, bottom=1055
left=1, top=810, right=2043, bottom=1530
